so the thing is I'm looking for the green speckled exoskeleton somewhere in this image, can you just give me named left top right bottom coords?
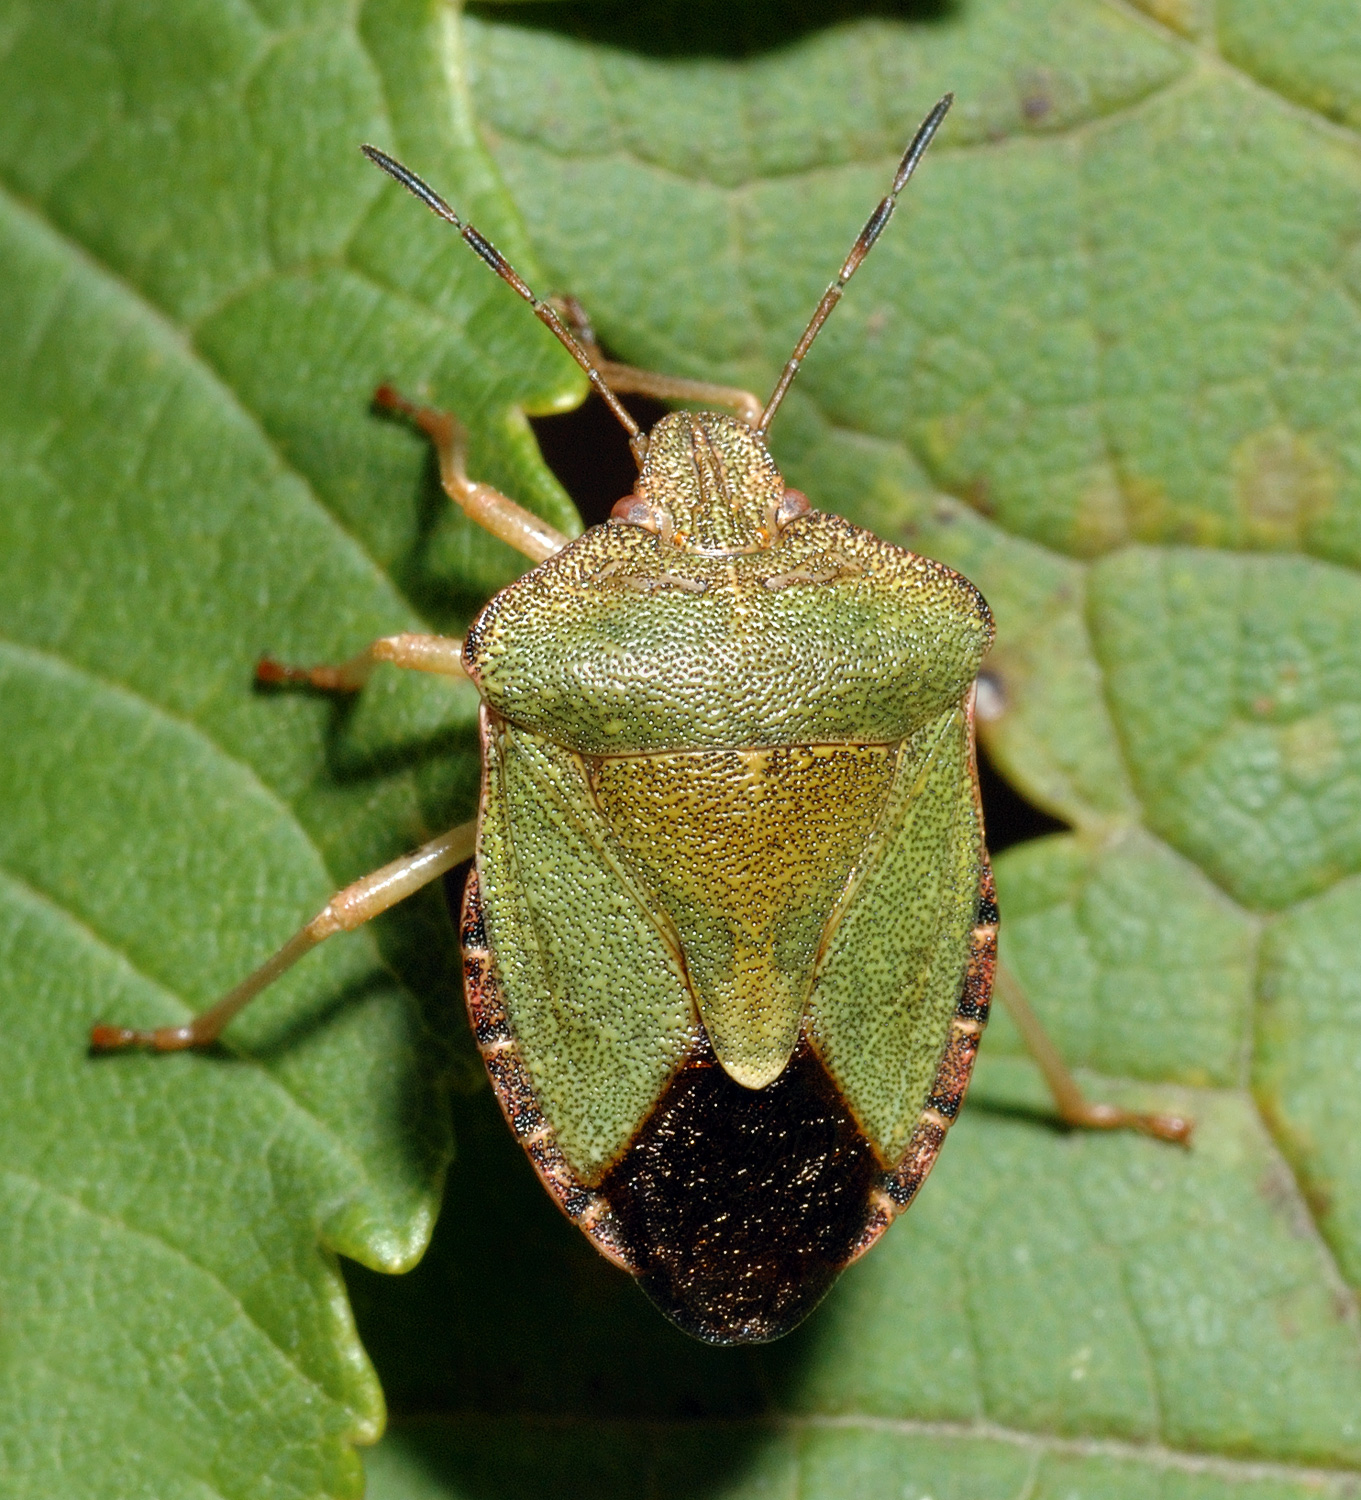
left=93, top=95, right=1190, bottom=1344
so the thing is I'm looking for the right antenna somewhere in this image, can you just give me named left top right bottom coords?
left=360, top=144, right=645, bottom=457
left=755, top=93, right=953, bottom=438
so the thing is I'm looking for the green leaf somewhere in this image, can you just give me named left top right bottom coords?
left=7, top=1, right=1361, bottom=1497
left=0, top=1, right=579, bottom=1496
left=354, top=1, right=1361, bottom=1495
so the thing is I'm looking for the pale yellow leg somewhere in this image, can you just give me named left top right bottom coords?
left=91, top=821, right=477, bottom=1052
left=552, top=297, right=764, bottom=428
left=376, top=385, right=569, bottom=563
left=995, top=964, right=1193, bottom=1145
left=257, top=631, right=467, bottom=692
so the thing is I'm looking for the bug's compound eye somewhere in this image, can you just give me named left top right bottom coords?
left=774, top=489, right=811, bottom=530
left=610, top=495, right=668, bottom=535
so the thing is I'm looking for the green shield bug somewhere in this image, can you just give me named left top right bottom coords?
left=92, top=94, right=1190, bottom=1344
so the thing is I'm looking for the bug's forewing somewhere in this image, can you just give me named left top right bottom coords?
left=807, top=702, right=983, bottom=1164
left=476, top=711, right=700, bottom=1182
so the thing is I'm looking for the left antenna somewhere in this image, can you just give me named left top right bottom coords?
left=361, top=144, right=642, bottom=450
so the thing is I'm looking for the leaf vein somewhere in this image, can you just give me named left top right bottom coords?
left=0, top=643, right=405, bottom=1210
left=0, top=1163, right=343, bottom=1417
left=0, top=179, right=409, bottom=619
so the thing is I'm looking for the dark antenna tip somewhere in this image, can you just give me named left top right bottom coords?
left=358, top=142, right=642, bottom=447
left=755, top=93, right=953, bottom=438
left=361, top=143, right=463, bottom=227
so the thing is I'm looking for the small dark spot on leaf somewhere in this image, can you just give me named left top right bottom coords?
left=961, top=476, right=993, bottom=515
left=1021, top=90, right=1051, bottom=121
left=1258, top=1162, right=1298, bottom=1218
left=1303, top=1180, right=1335, bottom=1222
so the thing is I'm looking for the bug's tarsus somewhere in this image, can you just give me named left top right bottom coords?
left=756, top=93, right=954, bottom=438
left=256, top=655, right=364, bottom=692
left=996, top=965, right=1194, bottom=1147
left=361, top=144, right=645, bottom=459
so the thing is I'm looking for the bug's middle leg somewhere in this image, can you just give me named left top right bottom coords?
left=257, top=631, right=468, bottom=692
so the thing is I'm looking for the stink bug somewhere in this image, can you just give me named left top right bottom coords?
left=92, top=95, right=1189, bottom=1343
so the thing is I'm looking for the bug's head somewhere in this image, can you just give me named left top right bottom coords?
left=609, top=411, right=810, bottom=555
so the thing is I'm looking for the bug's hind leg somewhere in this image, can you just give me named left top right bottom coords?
left=996, top=965, right=1193, bottom=1145
left=90, top=821, right=477, bottom=1052
left=553, top=298, right=764, bottom=428
left=375, top=385, right=570, bottom=563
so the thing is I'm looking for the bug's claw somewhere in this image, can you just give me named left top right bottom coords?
left=1066, top=1099, right=1194, bottom=1147
left=89, top=1023, right=136, bottom=1050
left=255, top=656, right=294, bottom=685
left=255, top=655, right=364, bottom=692
left=1134, top=1110, right=1194, bottom=1147
left=90, top=1021, right=198, bottom=1052
left=373, top=382, right=416, bottom=416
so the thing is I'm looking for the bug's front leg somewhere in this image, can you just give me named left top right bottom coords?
left=552, top=297, right=764, bottom=428
left=995, top=965, right=1193, bottom=1145
left=375, top=385, right=570, bottom=563
left=90, top=820, right=476, bottom=1052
